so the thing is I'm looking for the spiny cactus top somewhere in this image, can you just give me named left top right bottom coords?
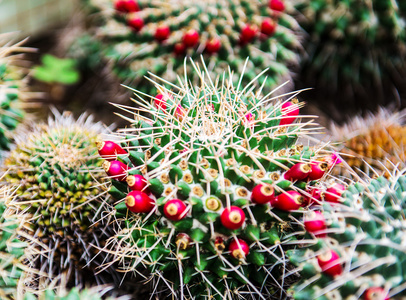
left=288, top=169, right=406, bottom=300
left=83, top=0, right=301, bottom=95
left=294, top=0, right=406, bottom=114
left=98, top=60, right=341, bottom=299
left=4, top=110, right=116, bottom=287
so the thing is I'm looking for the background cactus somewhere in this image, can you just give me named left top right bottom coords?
left=98, top=60, right=341, bottom=298
left=288, top=169, right=406, bottom=299
left=3, top=110, right=118, bottom=288
left=23, top=286, right=129, bottom=300
left=294, top=0, right=406, bottom=121
left=79, top=0, right=301, bottom=96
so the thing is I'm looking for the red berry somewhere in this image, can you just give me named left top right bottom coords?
left=115, top=0, right=140, bottom=13
left=364, top=287, right=389, bottom=300
left=182, top=30, right=200, bottom=48
left=164, top=199, right=188, bottom=221
left=317, top=249, right=342, bottom=277
left=269, top=0, right=285, bottom=12
left=205, top=38, right=221, bottom=54
left=155, top=25, right=171, bottom=41
left=275, top=190, right=304, bottom=211
left=127, top=17, right=144, bottom=32
left=228, top=238, right=249, bottom=259
left=325, top=183, right=345, bottom=203
left=304, top=211, right=327, bottom=237
left=304, top=188, right=324, bottom=206
left=284, top=163, right=311, bottom=181
left=279, top=100, right=299, bottom=125
left=125, top=190, right=155, bottom=213
left=251, top=184, right=276, bottom=205
left=261, top=18, right=277, bottom=36
left=308, top=161, right=329, bottom=180
left=240, top=24, right=258, bottom=44
left=103, top=160, right=128, bottom=181
left=126, top=174, right=149, bottom=193
left=96, top=140, right=127, bottom=160
left=154, top=94, right=167, bottom=110
left=174, top=43, right=186, bottom=55
left=221, top=206, right=245, bottom=230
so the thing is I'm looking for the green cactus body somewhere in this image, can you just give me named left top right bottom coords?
left=99, top=60, right=338, bottom=298
left=82, top=0, right=301, bottom=95
left=289, top=172, right=406, bottom=299
left=4, top=111, right=116, bottom=287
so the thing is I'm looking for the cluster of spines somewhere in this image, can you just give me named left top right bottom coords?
left=23, top=286, right=125, bottom=300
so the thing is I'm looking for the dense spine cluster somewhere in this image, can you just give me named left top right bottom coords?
left=288, top=170, right=406, bottom=299
left=81, top=0, right=301, bottom=94
left=98, top=60, right=340, bottom=298
left=23, top=286, right=123, bottom=300
left=3, top=110, right=116, bottom=287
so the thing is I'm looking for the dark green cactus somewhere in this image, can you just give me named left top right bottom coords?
left=98, top=60, right=340, bottom=299
left=288, top=171, right=406, bottom=300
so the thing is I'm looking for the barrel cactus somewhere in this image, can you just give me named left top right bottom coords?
left=294, top=0, right=406, bottom=118
left=98, top=60, right=341, bottom=298
left=288, top=169, right=406, bottom=299
left=81, top=0, right=301, bottom=95
left=3, top=110, right=117, bottom=287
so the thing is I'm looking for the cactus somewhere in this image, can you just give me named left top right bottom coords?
left=81, top=0, right=301, bottom=95
left=3, top=110, right=117, bottom=287
left=294, top=0, right=406, bottom=118
left=23, top=286, right=128, bottom=300
left=329, top=108, right=406, bottom=175
left=98, top=59, right=340, bottom=298
left=288, top=169, right=406, bottom=299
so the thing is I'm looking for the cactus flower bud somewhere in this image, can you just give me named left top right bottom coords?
left=221, top=206, right=245, bottom=230
left=325, top=183, right=345, bottom=203
left=205, top=38, right=221, bottom=54
left=164, top=199, right=188, bottom=221
left=275, top=190, right=304, bottom=211
left=364, top=287, right=389, bottom=300
left=317, top=249, right=342, bottom=277
left=125, top=190, right=155, bottom=213
left=308, top=161, right=328, bottom=180
left=260, top=18, right=276, bottom=36
left=175, top=233, right=192, bottom=250
left=115, top=0, right=139, bottom=13
left=127, top=17, right=144, bottom=32
left=228, top=238, right=249, bottom=260
left=126, top=174, right=149, bottom=193
left=240, top=24, right=258, bottom=44
left=182, top=29, right=200, bottom=48
left=279, top=100, right=299, bottom=125
left=205, top=197, right=222, bottom=211
left=251, top=184, right=276, bottom=205
left=154, top=94, right=167, bottom=110
left=304, top=211, right=327, bottom=237
left=284, top=163, right=311, bottom=181
left=103, top=160, right=128, bottom=181
left=96, top=140, right=127, bottom=160
left=214, top=236, right=226, bottom=252
left=154, top=25, right=171, bottom=42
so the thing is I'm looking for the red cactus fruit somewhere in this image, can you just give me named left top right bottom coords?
left=304, top=211, right=327, bottom=237
left=325, top=183, right=345, bottom=203
left=175, top=233, right=192, bottom=250
left=174, top=43, right=186, bottom=55
left=269, top=0, right=285, bottom=12
left=279, top=100, right=299, bottom=125
left=260, top=18, right=277, bottom=36
left=275, top=190, right=304, bottom=211
left=155, top=25, right=171, bottom=42
left=228, top=238, right=249, bottom=259
left=308, top=161, right=329, bottom=180
left=182, top=29, right=200, bottom=48
left=127, top=16, right=144, bottom=32
left=221, top=206, right=246, bottom=230
left=164, top=199, right=188, bottom=221
left=240, top=24, right=258, bottom=44
left=103, top=160, right=128, bottom=181
left=205, top=38, right=221, bottom=54
left=284, top=163, right=311, bottom=181
left=251, top=184, right=276, bottom=205
left=154, top=94, right=167, bottom=110
left=96, top=140, right=127, bottom=160
left=317, top=249, right=343, bottom=277
left=364, top=287, right=389, bottom=300
left=304, top=188, right=324, bottom=206
left=126, top=174, right=149, bottom=193
left=125, top=190, right=155, bottom=213
left=115, top=0, right=140, bottom=13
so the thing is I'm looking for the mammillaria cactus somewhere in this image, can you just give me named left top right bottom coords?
left=288, top=170, right=406, bottom=299
left=3, top=110, right=117, bottom=287
left=294, top=0, right=406, bottom=119
left=81, top=0, right=301, bottom=95
left=98, top=60, right=340, bottom=298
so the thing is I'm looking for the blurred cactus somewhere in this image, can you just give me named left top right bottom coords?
left=23, top=286, right=128, bottom=300
left=98, top=59, right=340, bottom=298
left=288, top=169, right=406, bottom=299
left=294, top=0, right=406, bottom=118
left=81, top=0, right=301, bottom=95
left=3, top=110, right=117, bottom=287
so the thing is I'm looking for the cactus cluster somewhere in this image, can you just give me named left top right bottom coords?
left=288, top=169, right=406, bottom=299
left=81, top=0, right=301, bottom=95
left=294, top=0, right=406, bottom=115
left=3, top=110, right=117, bottom=287
left=97, top=61, right=343, bottom=298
